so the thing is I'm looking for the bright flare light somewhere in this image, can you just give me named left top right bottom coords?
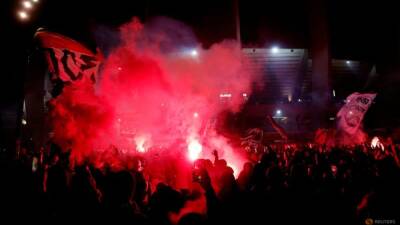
left=193, top=112, right=199, bottom=118
left=271, top=46, right=279, bottom=54
left=276, top=109, right=282, bottom=115
left=32, top=0, right=39, bottom=3
left=18, top=11, right=29, bottom=20
left=134, top=135, right=148, bottom=153
left=23, top=1, right=33, bottom=9
left=371, top=136, right=384, bottom=151
left=188, top=139, right=202, bottom=161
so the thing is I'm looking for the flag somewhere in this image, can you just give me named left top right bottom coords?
left=337, top=92, right=376, bottom=134
left=34, top=29, right=102, bottom=84
left=266, top=115, right=288, bottom=140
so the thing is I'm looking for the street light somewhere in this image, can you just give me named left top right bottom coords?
left=18, top=11, right=29, bottom=20
left=17, top=0, right=41, bottom=21
left=271, top=46, right=279, bottom=54
left=190, top=49, right=198, bottom=57
left=23, top=1, right=33, bottom=9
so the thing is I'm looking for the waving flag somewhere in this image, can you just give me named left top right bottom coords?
left=266, top=115, right=288, bottom=141
left=34, top=29, right=102, bottom=84
left=337, top=92, right=376, bottom=134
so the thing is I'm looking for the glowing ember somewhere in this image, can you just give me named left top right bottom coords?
left=188, top=139, right=202, bottom=161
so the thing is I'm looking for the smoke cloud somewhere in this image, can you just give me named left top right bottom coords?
left=50, top=17, right=259, bottom=185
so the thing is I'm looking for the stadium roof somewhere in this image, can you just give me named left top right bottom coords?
left=243, top=48, right=371, bottom=103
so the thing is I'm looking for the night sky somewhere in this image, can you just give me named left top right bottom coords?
left=1, top=0, right=399, bottom=126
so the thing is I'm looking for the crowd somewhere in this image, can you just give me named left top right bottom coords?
left=1, top=140, right=399, bottom=225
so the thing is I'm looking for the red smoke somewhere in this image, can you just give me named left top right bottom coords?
left=50, top=18, right=257, bottom=186
left=49, top=82, right=116, bottom=165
